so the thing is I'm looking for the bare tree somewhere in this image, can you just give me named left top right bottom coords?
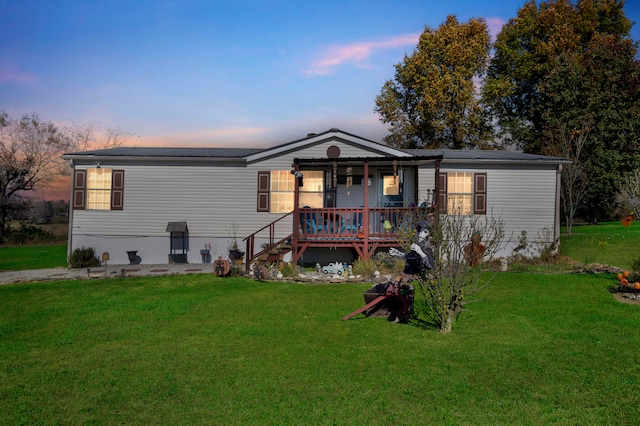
left=405, top=207, right=505, bottom=333
left=551, top=123, right=590, bottom=234
left=70, top=123, right=133, bottom=152
left=0, top=112, right=73, bottom=239
left=619, top=168, right=640, bottom=219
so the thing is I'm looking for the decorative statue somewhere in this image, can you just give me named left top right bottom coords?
left=389, top=220, right=434, bottom=276
left=621, top=212, right=634, bottom=227
left=464, top=231, right=486, bottom=266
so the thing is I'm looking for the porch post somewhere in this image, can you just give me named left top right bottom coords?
left=363, top=161, right=370, bottom=257
left=292, top=164, right=300, bottom=263
left=434, top=159, right=441, bottom=225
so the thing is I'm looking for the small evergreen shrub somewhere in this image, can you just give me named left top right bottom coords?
left=68, top=247, right=101, bottom=268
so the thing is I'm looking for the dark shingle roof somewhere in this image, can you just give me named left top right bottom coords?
left=63, top=147, right=263, bottom=158
left=403, top=149, right=569, bottom=163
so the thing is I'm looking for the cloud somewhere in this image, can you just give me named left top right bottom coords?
left=303, top=33, right=420, bottom=76
left=135, top=126, right=273, bottom=147
left=0, top=64, right=38, bottom=84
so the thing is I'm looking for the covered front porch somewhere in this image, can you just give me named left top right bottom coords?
left=243, top=155, right=443, bottom=267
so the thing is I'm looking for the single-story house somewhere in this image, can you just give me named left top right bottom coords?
left=61, top=128, right=570, bottom=266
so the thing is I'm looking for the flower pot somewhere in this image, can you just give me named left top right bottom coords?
left=228, top=249, right=245, bottom=263
left=126, top=250, right=138, bottom=264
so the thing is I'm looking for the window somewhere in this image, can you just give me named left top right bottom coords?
left=256, top=170, right=325, bottom=213
left=270, top=170, right=294, bottom=213
left=73, top=168, right=124, bottom=210
left=87, top=168, right=112, bottom=210
left=299, top=171, right=324, bottom=208
left=447, top=172, right=473, bottom=214
left=437, top=172, right=486, bottom=215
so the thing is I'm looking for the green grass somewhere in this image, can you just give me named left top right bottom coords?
left=1, top=274, right=639, bottom=424
left=560, top=221, right=640, bottom=269
left=0, top=244, right=67, bottom=271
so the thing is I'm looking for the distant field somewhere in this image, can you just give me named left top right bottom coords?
left=560, top=221, right=640, bottom=270
left=0, top=245, right=67, bottom=270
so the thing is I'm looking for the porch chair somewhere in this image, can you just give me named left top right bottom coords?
left=342, top=211, right=363, bottom=234
left=300, top=207, right=318, bottom=234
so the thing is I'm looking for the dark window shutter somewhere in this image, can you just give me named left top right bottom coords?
left=72, top=169, right=86, bottom=210
left=111, top=170, right=125, bottom=210
left=474, top=173, right=487, bottom=215
left=437, top=172, right=447, bottom=213
left=257, top=171, right=270, bottom=212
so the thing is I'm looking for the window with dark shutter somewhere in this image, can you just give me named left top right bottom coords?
left=257, top=171, right=270, bottom=212
left=473, top=173, right=487, bottom=215
left=111, top=170, right=125, bottom=210
left=73, top=169, right=87, bottom=210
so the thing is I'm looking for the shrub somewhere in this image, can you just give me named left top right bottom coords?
left=4, top=223, right=57, bottom=245
left=373, top=251, right=405, bottom=275
left=68, top=247, right=100, bottom=268
left=352, top=257, right=379, bottom=279
left=278, top=262, right=298, bottom=278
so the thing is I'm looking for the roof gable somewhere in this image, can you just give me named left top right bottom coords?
left=245, top=128, right=412, bottom=163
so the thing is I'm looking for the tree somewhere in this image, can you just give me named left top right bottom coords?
left=375, top=15, right=492, bottom=149
left=399, top=208, right=505, bottom=333
left=483, top=0, right=639, bottom=221
left=0, top=112, right=73, bottom=240
left=70, top=123, right=132, bottom=152
left=619, top=168, right=640, bottom=219
left=554, top=124, right=590, bottom=234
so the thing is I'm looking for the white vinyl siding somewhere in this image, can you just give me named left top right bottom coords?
left=418, top=164, right=559, bottom=252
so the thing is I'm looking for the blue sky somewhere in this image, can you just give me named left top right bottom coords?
left=2, top=0, right=639, bottom=148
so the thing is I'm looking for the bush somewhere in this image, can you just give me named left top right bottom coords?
left=68, top=247, right=101, bottom=268
left=352, top=257, right=379, bottom=279
left=3, top=223, right=57, bottom=245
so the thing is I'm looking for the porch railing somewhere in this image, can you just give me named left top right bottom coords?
left=296, top=206, right=435, bottom=240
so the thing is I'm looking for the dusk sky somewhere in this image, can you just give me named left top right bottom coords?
left=2, top=0, right=640, bottom=149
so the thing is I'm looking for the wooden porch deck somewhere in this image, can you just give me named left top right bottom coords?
left=292, top=206, right=434, bottom=264
left=243, top=206, right=434, bottom=267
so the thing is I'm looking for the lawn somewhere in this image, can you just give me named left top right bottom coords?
left=560, top=221, right=640, bottom=270
left=0, top=244, right=67, bottom=271
left=1, top=273, right=639, bottom=424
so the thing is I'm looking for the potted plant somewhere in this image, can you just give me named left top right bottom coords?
left=227, top=222, right=244, bottom=264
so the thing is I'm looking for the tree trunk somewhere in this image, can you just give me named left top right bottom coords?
left=440, top=315, right=453, bottom=334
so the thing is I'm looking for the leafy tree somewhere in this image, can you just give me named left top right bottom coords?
left=0, top=112, right=73, bottom=241
left=483, top=0, right=639, bottom=221
left=375, top=15, right=492, bottom=149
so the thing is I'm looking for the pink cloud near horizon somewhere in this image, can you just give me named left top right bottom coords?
left=0, top=64, right=38, bottom=85
left=134, top=126, right=273, bottom=147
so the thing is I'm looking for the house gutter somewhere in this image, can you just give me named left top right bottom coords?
left=60, top=155, right=249, bottom=164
